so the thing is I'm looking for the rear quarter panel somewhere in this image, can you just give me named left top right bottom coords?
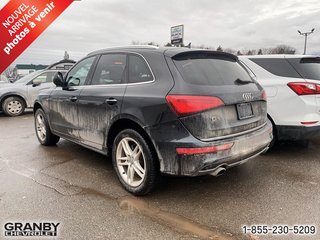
left=121, top=52, right=176, bottom=127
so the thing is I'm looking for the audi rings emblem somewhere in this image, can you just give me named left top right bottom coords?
left=242, top=93, right=253, bottom=101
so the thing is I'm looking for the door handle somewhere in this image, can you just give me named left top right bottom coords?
left=106, top=98, right=117, bottom=105
left=69, top=96, right=78, bottom=102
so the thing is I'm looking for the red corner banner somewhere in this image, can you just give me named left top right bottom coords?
left=0, top=0, right=73, bottom=73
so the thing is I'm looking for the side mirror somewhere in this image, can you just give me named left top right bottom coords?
left=53, top=72, right=65, bottom=87
left=32, top=79, right=42, bottom=87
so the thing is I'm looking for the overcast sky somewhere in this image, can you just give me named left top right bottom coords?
left=1, top=0, right=320, bottom=65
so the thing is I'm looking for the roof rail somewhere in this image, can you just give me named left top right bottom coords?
left=87, top=45, right=159, bottom=56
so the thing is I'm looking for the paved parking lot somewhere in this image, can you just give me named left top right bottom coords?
left=0, top=112, right=319, bottom=240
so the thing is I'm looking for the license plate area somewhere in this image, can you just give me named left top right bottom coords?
left=236, top=103, right=254, bottom=120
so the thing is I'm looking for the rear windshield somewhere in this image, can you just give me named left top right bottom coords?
left=249, top=58, right=301, bottom=78
left=173, top=54, right=253, bottom=86
left=287, top=58, right=320, bottom=80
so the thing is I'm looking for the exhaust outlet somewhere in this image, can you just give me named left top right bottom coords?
left=210, top=167, right=226, bottom=177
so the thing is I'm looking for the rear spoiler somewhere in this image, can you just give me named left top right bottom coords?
left=167, top=50, right=238, bottom=62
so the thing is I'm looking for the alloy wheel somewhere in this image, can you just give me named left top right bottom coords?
left=36, top=113, right=47, bottom=141
left=116, top=137, right=146, bottom=187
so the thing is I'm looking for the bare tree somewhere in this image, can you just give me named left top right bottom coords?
left=223, top=45, right=296, bottom=56
left=3, top=66, right=14, bottom=78
left=242, top=49, right=256, bottom=55
left=131, top=40, right=141, bottom=45
left=216, top=46, right=223, bottom=52
left=270, top=45, right=296, bottom=54
left=189, top=44, right=214, bottom=50
left=260, top=48, right=272, bottom=54
left=224, top=48, right=237, bottom=55
left=261, top=45, right=296, bottom=55
left=131, top=40, right=159, bottom=46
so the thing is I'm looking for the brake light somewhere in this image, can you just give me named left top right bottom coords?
left=166, top=95, right=224, bottom=116
left=176, top=143, right=234, bottom=155
left=287, top=82, right=320, bottom=95
left=261, top=89, right=267, bottom=101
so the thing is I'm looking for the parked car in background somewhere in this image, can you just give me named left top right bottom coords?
left=0, top=59, right=75, bottom=116
left=0, top=75, right=9, bottom=84
left=240, top=55, right=320, bottom=146
left=0, top=69, right=68, bottom=116
left=34, top=46, right=272, bottom=195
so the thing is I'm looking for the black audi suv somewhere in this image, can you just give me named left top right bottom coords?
left=34, top=46, right=272, bottom=195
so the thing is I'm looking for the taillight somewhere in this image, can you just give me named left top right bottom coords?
left=166, top=95, right=224, bottom=117
left=176, top=143, right=234, bottom=155
left=301, top=121, right=318, bottom=125
left=287, top=82, right=320, bottom=95
left=261, top=89, right=267, bottom=101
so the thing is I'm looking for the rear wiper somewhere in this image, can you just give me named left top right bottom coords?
left=234, top=78, right=253, bottom=85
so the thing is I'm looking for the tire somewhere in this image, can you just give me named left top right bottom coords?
left=34, top=108, right=60, bottom=146
left=112, top=129, right=159, bottom=195
left=2, top=96, right=25, bottom=116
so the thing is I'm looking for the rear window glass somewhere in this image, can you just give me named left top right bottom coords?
left=287, top=58, right=320, bottom=80
left=128, top=55, right=153, bottom=83
left=250, top=58, right=301, bottom=78
left=173, top=54, right=252, bottom=86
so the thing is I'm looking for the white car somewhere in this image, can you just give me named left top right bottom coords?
left=239, top=55, right=320, bottom=146
left=0, top=75, right=9, bottom=84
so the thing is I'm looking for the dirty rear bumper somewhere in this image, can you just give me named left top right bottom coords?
left=146, top=121, right=273, bottom=176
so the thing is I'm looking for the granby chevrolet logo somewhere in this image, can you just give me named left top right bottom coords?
left=4, top=222, right=60, bottom=237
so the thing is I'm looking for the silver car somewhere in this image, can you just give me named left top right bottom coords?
left=0, top=69, right=67, bottom=116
